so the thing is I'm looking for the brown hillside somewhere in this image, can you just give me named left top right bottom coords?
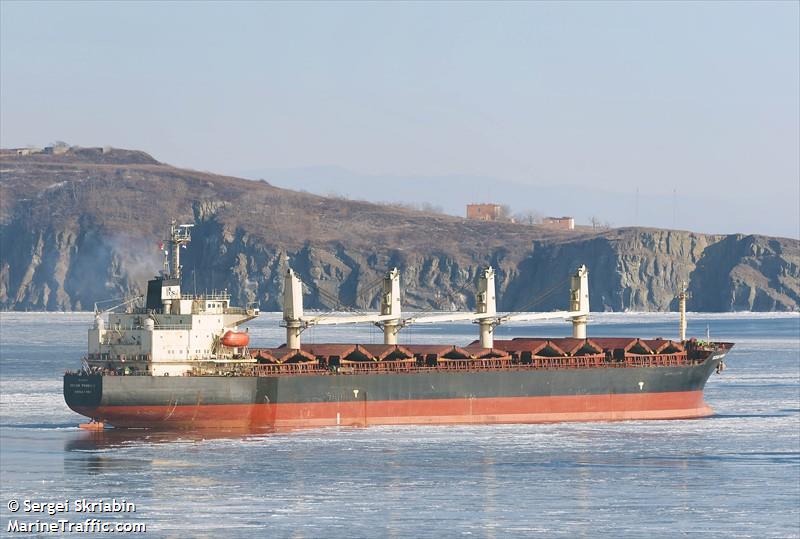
left=1, top=147, right=797, bottom=312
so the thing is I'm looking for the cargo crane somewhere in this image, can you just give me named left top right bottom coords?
left=282, top=265, right=590, bottom=349
left=282, top=267, right=402, bottom=348
left=403, top=265, right=589, bottom=347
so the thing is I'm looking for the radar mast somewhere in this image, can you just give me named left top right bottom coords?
left=163, top=220, right=193, bottom=280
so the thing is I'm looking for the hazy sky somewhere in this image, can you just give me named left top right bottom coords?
left=2, top=1, right=798, bottom=237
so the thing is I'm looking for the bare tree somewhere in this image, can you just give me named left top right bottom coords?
left=590, top=216, right=601, bottom=230
left=420, top=202, right=444, bottom=214
left=513, top=210, right=542, bottom=225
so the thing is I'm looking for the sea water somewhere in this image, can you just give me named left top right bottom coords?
left=1, top=312, right=798, bottom=538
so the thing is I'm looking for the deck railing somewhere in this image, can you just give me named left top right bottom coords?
left=75, top=351, right=708, bottom=378
left=235, top=352, right=704, bottom=377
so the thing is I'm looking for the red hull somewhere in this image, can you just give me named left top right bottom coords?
left=76, top=390, right=713, bottom=429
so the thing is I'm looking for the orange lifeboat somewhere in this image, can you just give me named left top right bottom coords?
left=221, top=330, right=249, bottom=348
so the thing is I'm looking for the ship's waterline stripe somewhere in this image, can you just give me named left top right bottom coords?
left=73, top=390, right=712, bottom=428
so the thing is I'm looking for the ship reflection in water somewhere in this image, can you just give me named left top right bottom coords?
left=64, top=427, right=292, bottom=452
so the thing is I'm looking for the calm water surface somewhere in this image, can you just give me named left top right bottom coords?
left=1, top=312, right=798, bottom=538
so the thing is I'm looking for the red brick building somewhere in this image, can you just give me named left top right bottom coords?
left=467, top=204, right=502, bottom=221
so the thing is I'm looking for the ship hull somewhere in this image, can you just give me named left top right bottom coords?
left=64, top=353, right=726, bottom=429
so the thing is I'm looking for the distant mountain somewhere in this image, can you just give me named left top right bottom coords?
left=238, top=165, right=797, bottom=238
left=1, top=147, right=798, bottom=312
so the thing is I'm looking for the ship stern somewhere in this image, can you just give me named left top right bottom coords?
left=63, top=373, right=103, bottom=420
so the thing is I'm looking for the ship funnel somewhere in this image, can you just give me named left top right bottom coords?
left=283, top=269, right=304, bottom=349
left=570, top=265, right=589, bottom=338
left=477, top=267, right=497, bottom=348
left=380, top=268, right=402, bottom=345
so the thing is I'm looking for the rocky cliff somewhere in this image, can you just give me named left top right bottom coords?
left=1, top=147, right=797, bottom=312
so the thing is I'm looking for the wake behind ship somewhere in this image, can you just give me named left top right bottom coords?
left=64, top=222, right=732, bottom=429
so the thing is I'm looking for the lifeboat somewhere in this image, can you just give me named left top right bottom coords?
left=221, top=330, right=249, bottom=348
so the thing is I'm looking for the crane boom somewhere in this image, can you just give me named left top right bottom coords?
left=497, top=309, right=588, bottom=324
left=403, top=312, right=496, bottom=324
left=300, top=313, right=399, bottom=325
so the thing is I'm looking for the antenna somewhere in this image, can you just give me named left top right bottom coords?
left=161, top=241, right=169, bottom=276
left=635, top=187, right=639, bottom=226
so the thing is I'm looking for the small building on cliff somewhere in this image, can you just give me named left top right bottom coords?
left=467, top=203, right=502, bottom=221
left=543, top=216, right=575, bottom=230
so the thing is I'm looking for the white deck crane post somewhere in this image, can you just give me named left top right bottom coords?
left=380, top=268, right=402, bottom=345
left=677, top=281, right=688, bottom=342
left=283, top=269, right=304, bottom=349
left=476, top=267, right=497, bottom=348
left=569, top=265, right=589, bottom=338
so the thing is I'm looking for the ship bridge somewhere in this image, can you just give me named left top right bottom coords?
left=86, top=221, right=258, bottom=376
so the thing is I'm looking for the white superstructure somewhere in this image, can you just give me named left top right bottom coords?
left=86, top=221, right=258, bottom=376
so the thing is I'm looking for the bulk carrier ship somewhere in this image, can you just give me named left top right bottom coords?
left=64, top=222, right=732, bottom=429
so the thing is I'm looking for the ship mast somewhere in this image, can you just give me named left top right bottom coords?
left=165, top=220, right=193, bottom=280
